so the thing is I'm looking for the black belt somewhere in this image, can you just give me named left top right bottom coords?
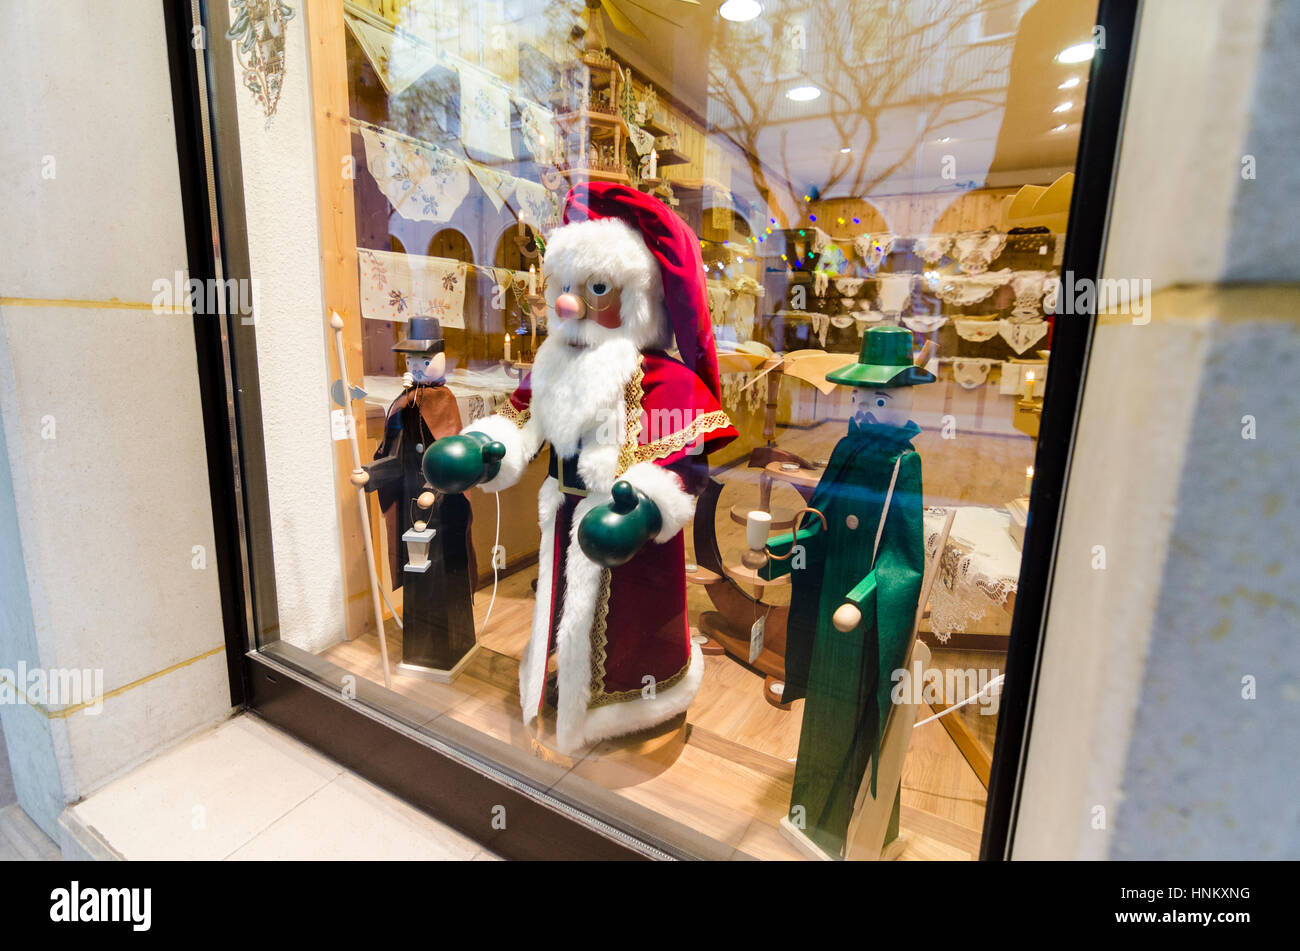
left=548, top=448, right=587, bottom=497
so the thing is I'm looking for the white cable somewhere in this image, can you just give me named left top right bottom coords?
left=913, top=674, right=1005, bottom=728
left=480, top=491, right=502, bottom=632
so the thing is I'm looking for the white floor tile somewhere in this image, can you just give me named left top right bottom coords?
left=69, top=715, right=340, bottom=860
left=226, top=771, right=482, bottom=861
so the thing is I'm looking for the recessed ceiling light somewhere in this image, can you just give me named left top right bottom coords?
left=719, top=0, right=762, bottom=22
left=1058, top=76, right=1080, bottom=89
left=840, top=146, right=852, bottom=154
left=1051, top=123, right=1068, bottom=132
left=938, top=136, right=951, bottom=143
left=786, top=85, right=822, bottom=102
left=1057, top=42, right=1095, bottom=64
left=1053, top=101, right=1073, bottom=113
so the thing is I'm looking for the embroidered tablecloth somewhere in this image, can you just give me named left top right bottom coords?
left=923, top=505, right=1021, bottom=640
left=358, top=248, right=468, bottom=329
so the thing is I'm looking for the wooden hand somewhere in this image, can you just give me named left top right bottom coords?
left=577, top=481, right=663, bottom=568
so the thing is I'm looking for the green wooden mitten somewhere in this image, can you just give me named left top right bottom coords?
left=578, top=481, right=662, bottom=568
left=421, top=432, right=505, bottom=494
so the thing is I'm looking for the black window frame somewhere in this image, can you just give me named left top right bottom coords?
left=164, top=0, right=1139, bottom=861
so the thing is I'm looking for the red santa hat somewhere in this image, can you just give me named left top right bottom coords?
left=561, top=182, right=722, bottom=401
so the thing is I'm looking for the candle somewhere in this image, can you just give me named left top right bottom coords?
left=528, top=264, right=537, bottom=295
left=745, top=510, right=772, bottom=552
left=1024, top=370, right=1036, bottom=400
left=1024, top=465, right=1034, bottom=497
left=503, top=333, right=511, bottom=362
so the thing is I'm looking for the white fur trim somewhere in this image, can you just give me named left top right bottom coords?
left=521, top=479, right=703, bottom=753
left=462, top=413, right=538, bottom=494
left=542, top=218, right=670, bottom=351
left=518, top=477, right=563, bottom=724
left=553, top=492, right=605, bottom=753
left=580, top=642, right=703, bottom=748
left=617, top=461, right=695, bottom=543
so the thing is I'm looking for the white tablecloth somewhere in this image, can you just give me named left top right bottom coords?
left=365, top=366, right=518, bottom=426
left=923, top=506, right=1021, bottom=640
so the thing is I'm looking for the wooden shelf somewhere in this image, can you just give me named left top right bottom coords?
left=555, top=110, right=628, bottom=134
left=763, top=461, right=821, bottom=490
left=728, top=503, right=797, bottom=531
left=655, top=147, right=690, bottom=167
left=561, top=166, right=630, bottom=183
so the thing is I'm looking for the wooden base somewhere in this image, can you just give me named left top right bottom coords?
left=395, top=643, right=479, bottom=684
left=532, top=712, right=689, bottom=788
left=691, top=628, right=727, bottom=656
left=763, top=675, right=794, bottom=710
left=699, top=611, right=787, bottom=681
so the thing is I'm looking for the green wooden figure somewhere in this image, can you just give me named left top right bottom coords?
left=763, top=325, right=935, bottom=859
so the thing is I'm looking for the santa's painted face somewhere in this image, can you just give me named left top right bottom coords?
left=555, top=277, right=623, bottom=339
left=851, top=386, right=913, bottom=428
left=553, top=277, right=627, bottom=349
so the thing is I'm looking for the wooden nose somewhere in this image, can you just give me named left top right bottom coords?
left=555, top=293, right=585, bottom=320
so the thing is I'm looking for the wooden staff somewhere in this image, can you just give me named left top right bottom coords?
left=330, top=312, right=392, bottom=688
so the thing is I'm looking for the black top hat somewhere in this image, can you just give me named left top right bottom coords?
left=392, top=316, right=445, bottom=355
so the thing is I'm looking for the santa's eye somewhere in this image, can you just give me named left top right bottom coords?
left=587, top=279, right=611, bottom=298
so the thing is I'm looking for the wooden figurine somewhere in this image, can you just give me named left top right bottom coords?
left=763, top=326, right=935, bottom=859
left=365, top=316, right=478, bottom=681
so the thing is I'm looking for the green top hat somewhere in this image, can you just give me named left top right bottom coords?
left=826, top=325, right=937, bottom=388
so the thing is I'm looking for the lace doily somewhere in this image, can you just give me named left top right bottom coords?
left=950, top=357, right=997, bottom=388
left=913, top=234, right=953, bottom=264
left=931, top=269, right=1012, bottom=306
left=854, top=232, right=897, bottom=272
left=923, top=506, right=1021, bottom=640
left=954, top=318, right=1001, bottom=342
left=1042, top=276, right=1061, bottom=314
left=876, top=272, right=916, bottom=315
left=721, top=371, right=765, bottom=415
left=1009, top=271, right=1048, bottom=322
left=999, top=319, right=1049, bottom=355
left=836, top=277, right=867, bottom=296
left=953, top=229, right=1008, bottom=274
left=706, top=281, right=732, bottom=325
left=901, top=314, right=948, bottom=334
left=856, top=312, right=884, bottom=334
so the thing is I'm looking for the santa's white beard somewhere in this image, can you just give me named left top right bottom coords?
left=530, top=325, right=639, bottom=460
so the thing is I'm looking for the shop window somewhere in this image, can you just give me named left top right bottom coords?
left=211, top=0, right=1102, bottom=860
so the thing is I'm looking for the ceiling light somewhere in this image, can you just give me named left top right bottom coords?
left=840, top=146, right=852, bottom=153
left=1056, top=42, right=1095, bottom=64
left=786, top=85, right=822, bottom=102
left=1051, top=123, right=1068, bottom=132
left=719, top=0, right=762, bottom=22
left=1053, top=101, right=1073, bottom=113
left=938, top=136, right=951, bottom=143
left=1058, top=76, right=1080, bottom=89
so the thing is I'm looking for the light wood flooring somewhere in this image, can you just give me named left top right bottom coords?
left=323, top=383, right=1032, bottom=859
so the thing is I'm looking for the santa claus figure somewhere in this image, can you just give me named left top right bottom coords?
left=422, top=182, right=737, bottom=753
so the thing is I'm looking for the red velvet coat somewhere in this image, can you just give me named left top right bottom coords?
left=467, top=351, right=735, bottom=752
